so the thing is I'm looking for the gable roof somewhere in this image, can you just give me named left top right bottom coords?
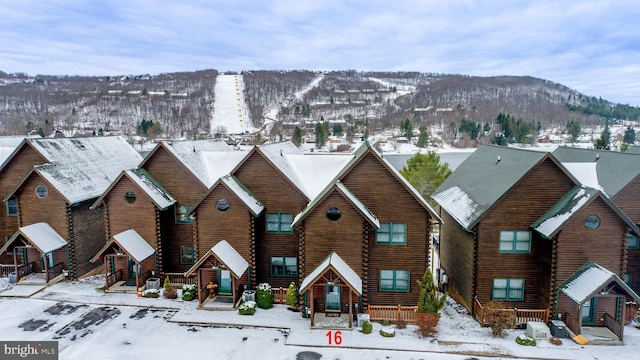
left=91, top=229, right=155, bottom=263
left=285, top=153, right=353, bottom=199
left=0, top=222, right=67, bottom=255
left=140, top=140, right=240, bottom=187
left=190, top=174, right=264, bottom=217
left=292, top=181, right=379, bottom=228
left=558, top=262, right=640, bottom=305
left=0, top=136, right=28, bottom=167
left=184, top=240, right=249, bottom=279
left=432, top=145, right=577, bottom=230
left=256, top=141, right=308, bottom=197
left=91, top=169, right=175, bottom=210
left=532, top=186, right=640, bottom=239
left=552, top=146, right=640, bottom=198
left=334, top=142, right=441, bottom=222
left=299, top=252, right=362, bottom=294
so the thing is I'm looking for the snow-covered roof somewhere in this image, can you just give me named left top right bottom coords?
left=292, top=181, right=379, bottom=228
left=90, top=229, right=155, bottom=263
left=300, top=252, right=362, bottom=294
left=185, top=240, right=249, bottom=279
left=562, top=162, right=603, bottom=193
left=258, top=142, right=306, bottom=196
left=112, top=229, right=155, bottom=262
left=221, top=175, right=264, bottom=216
left=159, top=140, right=233, bottom=186
left=433, top=145, right=568, bottom=230
left=0, top=222, right=67, bottom=255
left=553, top=146, right=640, bottom=197
left=532, top=186, right=595, bottom=238
left=126, top=169, right=175, bottom=209
left=286, top=153, right=353, bottom=199
left=559, top=262, right=640, bottom=305
left=0, top=136, right=26, bottom=167
left=202, top=150, right=250, bottom=187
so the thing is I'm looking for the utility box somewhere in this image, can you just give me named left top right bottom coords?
left=526, top=321, right=550, bottom=340
left=549, top=320, right=566, bottom=338
left=8, top=272, right=16, bottom=284
left=357, top=313, right=370, bottom=327
left=146, top=278, right=161, bottom=290
left=242, top=290, right=256, bottom=302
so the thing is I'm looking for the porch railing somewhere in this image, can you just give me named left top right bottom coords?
left=46, top=262, right=64, bottom=282
left=273, top=287, right=287, bottom=304
left=603, top=313, right=622, bottom=340
left=164, top=273, right=196, bottom=287
left=107, top=270, right=123, bottom=288
left=563, top=312, right=580, bottom=336
left=17, top=262, right=36, bottom=279
left=368, top=305, right=418, bottom=323
left=0, top=264, right=14, bottom=277
left=473, top=297, right=549, bottom=327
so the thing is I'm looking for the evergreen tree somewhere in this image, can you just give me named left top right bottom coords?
left=459, top=119, right=479, bottom=139
left=38, top=127, right=45, bottom=137
left=332, top=123, right=344, bottom=137
left=400, top=119, right=414, bottom=140
left=315, top=122, right=327, bottom=148
left=624, top=126, right=636, bottom=144
left=567, top=121, right=581, bottom=143
left=417, top=268, right=446, bottom=313
left=595, top=121, right=611, bottom=150
left=292, top=127, right=303, bottom=146
left=285, top=282, right=298, bottom=309
left=416, top=127, right=430, bottom=148
left=400, top=152, right=452, bottom=207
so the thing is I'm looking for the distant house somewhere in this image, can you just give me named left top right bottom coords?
left=433, top=145, right=640, bottom=341
left=0, top=137, right=142, bottom=280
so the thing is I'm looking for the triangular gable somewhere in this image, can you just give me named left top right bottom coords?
left=292, top=181, right=379, bottom=228
left=337, top=142, right=442, bottom=223
left=189, top=174, right=264, bottom=217
left=91, top=169, right=176, bottom=210
left=4, top=168, right=62, bottom=203
left=559, top=262, right=640, bottom=305
left=90, top=229, right=155, bottom=263
left=184, top=240, right=248, bottom=279
left=0, top=222, right=67, bottom=254
left=0, top=136, right=29, bottom=169
left=300, top=252, right=362, bottom=295
left=532, top=186, right=640, bottom=239
left=433, top=145, right=579, bottom=230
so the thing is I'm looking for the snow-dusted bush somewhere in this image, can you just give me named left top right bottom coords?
left=238, top=301, right=257, bottom=315
left=142, top=289, right=159, bottom=298
left=361, top=321, right=373, bottom=334
left=182, top=284, right=196, bottom=301
left=515, top=335, right=536, bottom=346
left=257, top=283, right=274, bottom=309
left=380, top=326, right=396, bottom=337
left=285, top=282, right=298, bottom=309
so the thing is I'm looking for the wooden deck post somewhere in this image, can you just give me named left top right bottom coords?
left=349, top=290, right=353, bottom=328
left=310, top=286, right=315, bottom=327
left=104, top=256, right=108, bottom=290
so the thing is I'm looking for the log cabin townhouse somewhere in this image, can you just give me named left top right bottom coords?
left=0, top=136, right=143, bottom=282
left=432, top=144, right=640, bottom=341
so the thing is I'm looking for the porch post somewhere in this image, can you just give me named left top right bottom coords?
left=104, top=256, right=108, bottom=290
left=44, top=252, right=49, bottom=283
left=310, top=286, right=315, bottom=327
left=197, top=269, right=202, bottom=307
left=13, top=250, right=18, bottom=279
left=349, top=289, right=353, bottom=328
left=135, top=260, right=140, bottom=291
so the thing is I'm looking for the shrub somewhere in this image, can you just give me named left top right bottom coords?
left=395, top=318, right=407, bottom=329
left=361, top=321, right=373, bottom=334
left=142, top=289, right=159, bottom=298
left=380, top=327, right=396, bottom=337
left=163, top=276, right=171, bottom=289
left=256, top=283, right=274, bottom=309
left=285, top=282, right=299, bottom=309
left=515, top=335, right=537, bottom=346
left=182, top=284, right=196, bottom=301
left=415, top=312, right=439, bottom=338
left=163, top=287, right=177, bottom=299
left=484, top=301, right=515, bottom=337
left=549, top=336, right=563, bottom=345
left=238, top=301, right=257, bottom=315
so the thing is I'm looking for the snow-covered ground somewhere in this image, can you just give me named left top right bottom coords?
left=1, top=276, right=639, bottom=359
left=210, top=74, right=255, bottom=135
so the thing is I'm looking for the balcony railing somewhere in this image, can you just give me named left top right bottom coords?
left=474, top=297, right=549, bottom=327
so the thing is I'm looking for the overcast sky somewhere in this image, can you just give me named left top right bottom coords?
left=2, top=1, right=639, bottom=105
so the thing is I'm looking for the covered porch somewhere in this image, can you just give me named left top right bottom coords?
left=557, top=261, right=640, bottom=344
left=0, top=222, right=68, bottom=285
left=90, top=229, right=157, bottom=293
left=185, top=240, right=249, bottom=310
left=300, top=252, right=362, bottom=329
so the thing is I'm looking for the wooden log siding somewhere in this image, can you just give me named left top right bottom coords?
left=340, top=152, right=431, bottom=307
left=473, top=157, right=577, bottom=309
left=233, top=151, right=308, bottom=288
left=554, top=198, right=626, bottom=289
left=0, top=144, right=47, bottom=246
left=69, top=199, right=106, bottom=278
left=440, top=210, right=475, bottom=310
left=193, top=184, right=254, bottom=286
left=103, top=177, right=161, bottom=272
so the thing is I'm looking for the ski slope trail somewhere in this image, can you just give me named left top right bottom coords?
left=210, top=74, right=255, bottom=135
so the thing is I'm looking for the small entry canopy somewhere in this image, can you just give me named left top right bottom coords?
left=300, top=252, right=362, bottom=294
left=185, top=240, right=248, bottom=279
left=0, top=222, right=67, bottom=255
left=91, top=229, right=155, bottom=264
left=559, top=261, right=640, bottom=305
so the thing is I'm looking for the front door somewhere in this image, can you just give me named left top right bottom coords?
left=582, top=297, right=596, bottom=325
left=128, top=258, right=138, bottom=280
left=325, top=284, right=341, bottom=312
left=41, top=252, right=54, bottom=269
left=219, top=270, right=232, bottom=294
